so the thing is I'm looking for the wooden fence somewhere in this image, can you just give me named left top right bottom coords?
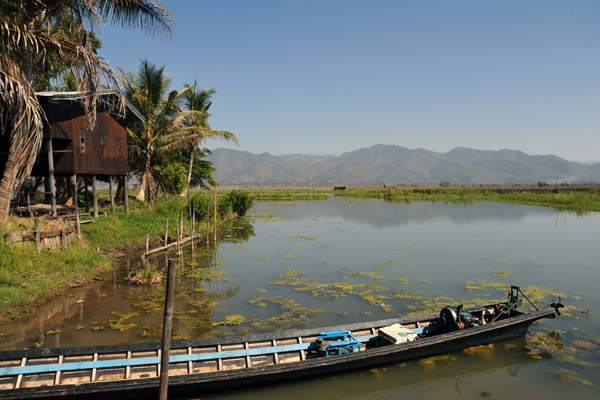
left=4, top=218, right=83, bottom=253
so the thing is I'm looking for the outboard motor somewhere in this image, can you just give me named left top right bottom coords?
left=439, top=304, right=474, bottom=332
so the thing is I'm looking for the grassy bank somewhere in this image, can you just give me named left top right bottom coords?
left=82, top=197, right=197, bottom=253
left=0, top=192, right=238, bottom=322
left=0, top=241, right=111, bottom=321
left=229, top=188, right=331, bottom=201
left=342, top=185, right=600, bottom=212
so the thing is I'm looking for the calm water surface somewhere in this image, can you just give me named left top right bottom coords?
left=1, top=197, right=598, bottom=399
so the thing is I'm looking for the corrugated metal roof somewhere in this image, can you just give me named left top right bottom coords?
left=36, top=90, right=144, bottom=122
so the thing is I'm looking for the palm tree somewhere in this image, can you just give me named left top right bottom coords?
left=0, top=0, right=173, bottom=219
left=179, top=83, right=238, bottom=197
left=123, top=60, right=213, bottom=208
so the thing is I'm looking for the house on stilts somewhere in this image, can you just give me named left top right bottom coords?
left=1, top=90, right=143, bottom=217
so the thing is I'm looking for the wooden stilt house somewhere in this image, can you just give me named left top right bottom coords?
left=21, top=91, right=142, bottom=217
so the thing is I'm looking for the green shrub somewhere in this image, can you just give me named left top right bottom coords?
left=221, top=190, right=254, bottom=217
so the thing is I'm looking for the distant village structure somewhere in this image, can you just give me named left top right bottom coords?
left=0, top=91, right=142, bottom=217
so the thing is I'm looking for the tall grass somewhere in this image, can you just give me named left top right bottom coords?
left=0, top=241, right=111, bottom=321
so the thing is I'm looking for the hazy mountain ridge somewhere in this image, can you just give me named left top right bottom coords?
left=206, top=145, right=600, bottom=185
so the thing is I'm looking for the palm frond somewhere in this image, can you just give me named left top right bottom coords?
left=0, top=55, right=45, bottom=189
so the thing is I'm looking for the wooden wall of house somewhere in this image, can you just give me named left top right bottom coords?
left=53, top=111, right=128, bottom=176
left=30, top=100, right=128, bottom=177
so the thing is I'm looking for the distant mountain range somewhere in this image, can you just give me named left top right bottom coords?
left=206, top=145, right=600, bottom=186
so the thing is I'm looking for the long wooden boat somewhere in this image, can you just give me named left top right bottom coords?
left=0, top=286, right=561, bottom=399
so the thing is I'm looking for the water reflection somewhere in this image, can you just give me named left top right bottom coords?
left=0, top=198, right=598, bottom=398
left=187, top=344, right=543, bottom=400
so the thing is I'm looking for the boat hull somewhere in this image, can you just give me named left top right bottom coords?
left=0, top=307, right=555, bottom=399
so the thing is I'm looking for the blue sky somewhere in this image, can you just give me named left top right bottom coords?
left=97, top=0, right=599, bottom=162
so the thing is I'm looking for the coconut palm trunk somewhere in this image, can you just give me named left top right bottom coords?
left=0, top=152, right=19, bottom=217
left=179, top=145, right=198, bottom=198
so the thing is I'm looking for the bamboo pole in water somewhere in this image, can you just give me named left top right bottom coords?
left=164, top=215, right=169, bottom=246
left=159, top=258, right=176, bottom=400
left=179, top=210, right=183, bottom=256
left=214, top=187, right=217, bottom=243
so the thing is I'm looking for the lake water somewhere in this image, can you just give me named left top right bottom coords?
left=1, top=196, right=599, bottom=399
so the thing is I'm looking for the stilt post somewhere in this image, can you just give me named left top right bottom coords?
left=92, top=175, right=98, bottom=218
left=34, top=218, right=41, bottom=253
left=71, top=174, right=78, bottom=213
left=109, top=176, right=115, bottom=213
left=123, top=175, right=129, bottom=213
left=47, top=136, right=57, bottom=218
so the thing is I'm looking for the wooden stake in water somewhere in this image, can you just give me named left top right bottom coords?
left=214, top=187, right=217, bottom=243
left=164, top=215, right=169, bottom=247
left=159, top=259, right=177, bottom=400
left=206, top=202, right=210, bottom=246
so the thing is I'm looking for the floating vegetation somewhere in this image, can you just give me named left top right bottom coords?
left=560, top=305, right=590, bottom=319
left=496, top=260, right=511, bottom=264
left=227, top=245, right=247, bottom=251
left=546, top=368, right=596, bottom=388
left=393, top=277, right=408, bottom=285
left=463, top=344, right=495, bottom=359
left=128, top=265, right=163, bottom=285
left=248, top=211, right=291, bottom=222
left=109, top=320, right=138, bottom=332
left=462, top=281, right=484, bottom=291
left=246, top=295, right=324, bottom=332
left=492, top=270, right=510, bottom=276
left=418, top=355, right=457, bottom=371
left=214, top=314, right=246, bottom=326
left=405, top=243, right=416, bottom=246
left=281, top=253, right=295, bottom=258
left=525, top=331, right=564, bottom=359
left=478, top=280, right=510, bottom=289
left=90, top=325, right=105, bottom=331
left=369, top=368, right=386, bottom=379
left=387, top=260, right=403, bottom=264
left=344, top=268, right=386, bottom=282
left=337, top=311, right=349, bottom=317
left=557, top=355, right=600, bottom=369
left=288, top=236, right=316, bottom=241
left=44, top=329, right=60, bottom=336
left=255, top=288, right=268, bottom=293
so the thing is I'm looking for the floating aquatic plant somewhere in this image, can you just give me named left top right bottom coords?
left=492, top=270, right=511, bottom=276
left=226, top=245, right=247, bottom=251
left=418, top=355, right=457, bottom=371
left=288, top=236, right=316, bottom=241
left=546, top=368, right=596, bottom=388
left=463, top=343, right=495, bottom=359
left=128, top=265, right=163, bottom=285
left=526, top=330, right=564, bottom=359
